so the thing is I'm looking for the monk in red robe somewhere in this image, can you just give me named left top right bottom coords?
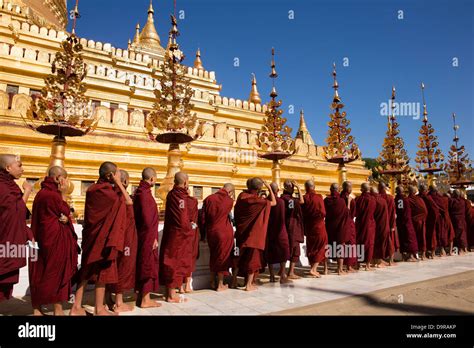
left=29, top=166, right=79, bottom=316
left=200, top=183, right=235, bottom=291
left=265, top=183, right=291, bottom=284
left=281, top=180, right=305, bottom=279
left=395, top=186, right=418, bottom=262
left=324, top=183, right=352, bottom=275
left=159, top=172, right=196, bottom=302
left=105, top=169, right=138, bottom=312
left=355, top=183, right=376, bottom=270
left=232, top=178, right=275, bottom=291
left=341, top=181, right=358, bottom=272
left=428, top=186, right=451, bottom=256
left=181, top=194, right=199, bottom=293
left=449, top=190, right=468, bottom=254
left=407, top=186, right=428, bottom=260
left=370, top=186, right=390, bottom=267
left=0, top=154, right=33, bottom=303
left=418, top=184, right=439, bottom=258
left=302, top=180, right=328, bottom=277
left=378, top=182, right=398, bottom=265
left=133, top=167, right=160, bottom=308
left=70, top=162, right=128, bottom=316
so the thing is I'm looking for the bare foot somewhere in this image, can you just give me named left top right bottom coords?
left=139, top=300, right=162, bottom=308
left=337, top=269, right=348, bottom=275
left=167, top=296, right=188, bottom=303
left=244, top=284, right=257, bottom=291
left=288, top=273, right=301, bottom=280
left=113, top=303, right=135, bottom=312
left=69, top=307, right=87, bottom=316
left=308, top=271, right=321, bottom=278
left=216, top=284, right=229, bottom=292
left=53, top=310, right=65, bottom=316
left=346, top=267, right=358, bottom=273
left=95, top=307, right=118, bottom=316
left=280, top=277, right=293, bottom=284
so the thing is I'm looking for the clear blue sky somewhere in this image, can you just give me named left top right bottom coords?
left=67, top=0, right=473, bottom=160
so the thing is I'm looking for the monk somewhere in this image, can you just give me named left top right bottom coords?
left=324, top=183, right=351, bottom=275
left=355, top=183, right=376, bottom=270
left=70, top=162, right=128, bottom=316
left=418, top=184, right=440, bottom=259
left=378, top=182, right=398, bottom=265
left=232, top=177, right=275, bottom=291
left=428, top=186, right=451, bottom=256
left=0, top=154, right=33, bottom=303
left=395, top=186, right=418, bottom=262
left=265, top=183, right=291, bottom=284
left=133, top=167, right=160, bottom=308
left=29, top=166, right=79, bottom=316
left=280, top=180, right=305, bottom=279
left=181, top=194, right=199, bottom=293
left=159, top=172, right=196, bottom=302
left=449, top=190, right=468, bottom=254
left=302, top=180, right=328, bottom=277
left=200, top=183, right=235, bottom=291
left=106, top=169, right=138, bottom=312
left=341, top=181, right=358, bottom=272
left=407, top=186, right=428, bottom=260
left=370, top=186, right=390, bottom=268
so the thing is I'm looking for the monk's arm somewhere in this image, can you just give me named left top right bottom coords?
left=264, top=182, right=277, bottom=206
left=116, top=181, right=133, bottom=205
left=293, top=182, right=304, bottom=204
left=22, top=180, right=33, bottom=204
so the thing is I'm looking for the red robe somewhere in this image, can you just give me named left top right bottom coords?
left=395, top=193, right=418, bottom=254
left=0, top=170, right=33, bottom=302
left=80, top=179, right=126, bottom=284
left=341, top=190, right=357, bottom=266
left=265, top=196, right=290, bottom=264
left=408, top=193, right=428, bottom=253
left=29, top=177, right=79, bottom=307
left=280, top=193, right=305, bottom=263
left=200, top=189, right=234, bottom=274
left=429, top=191, right=451, bottom=247
left=449, top=197, right=468, bottom=249
left=419, top=192, right=440, bottom=251
left=186, top=196, right=200, bottom=278
left=233, top=190, right=271, bottom=275
left=379, top=190, right=398, bottom=256
left=324, top=191, right=352, bottom=246
left=355, top=192, right=376, bottom=263
left=372, top=193, right=390, bottom=260
left=469, top=204, right=474, bottom=248
left=159, top=185, right=195, bottom=288
left=302, top=190, right=328, bottom=264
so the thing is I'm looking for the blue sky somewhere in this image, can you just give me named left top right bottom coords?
left=68, top=0, right=473, bottom=160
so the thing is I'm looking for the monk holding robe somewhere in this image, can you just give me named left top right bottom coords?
left=324, top=183, right=352, bottom=275
left=407, top=186, right=428, bottom=260
left=418, top=184, right=439, bottom=259
left=370, top=187, right=390, bottom=267
left=280, top=180, right=305, bottom=279
left=0, top=154, right=33, bottom=303
left=265, top=183, right=291, bottom=284
left=181, top=194, right=199, bottom=293
left=70, top=162, right=128, bottom=316
left=355, top=183, right=376, bottom=270
left=133, top=167, right=160, bottom=308
left=341, top=181, right=358, bottom=272
left=378, top=182, right=398, bottom=265
left=232, top=178, right=275, bottom=291
left=395, top=186, right=418, bottom=262
left=302, top=180, right=328, bottom=277
left=200, top=184, right=235, bottom=291
left=428, top=186, right=451, bottom=256
left=159, top=172, right=196, bottom=302
left=449, top=190, right=468, bottom=254
left=29, top=167, right=79, bottom=316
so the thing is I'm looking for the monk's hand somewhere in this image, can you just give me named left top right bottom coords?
left=152, top=239, right=158, bottom=250
left=292, top=180, right=300, bottom=190
left=59, top=213, right=68, bottom=224
left=262, top=180, right=271, bottom=189
left=22, top=180, right=33, bottom=193
left=112, top=168, right=122, bottom=185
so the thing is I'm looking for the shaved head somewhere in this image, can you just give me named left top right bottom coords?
left=370, top=186, right=378, bottom=194
left=223, top=183, right=234, bottom=192
left=99, top=161, right=117, bottom=179
left=120, top=169, right=129, bottom=183
left=248, top=177, right=263, bottom=191
left=419, top=184, right=427, bottom=193
left=47, top=166, right=67, bottom=178
left=330, top=183, right=339, bottom=192
left=0, top=154, right=24, bottom=179
left=408, top=185, right=417, bottom=195
left=174, top=171, right=188, bottom=186
left=305, top=180, right=315, bottom=192
left=452, top=189, right=460, bottom=198
left=270, top=182, right=279, bottom=194
left=142, top=167, right=157, bottom=180
left=0, top=154, right=17, bottom=170
left=342, top=181, right=352, bottom=193
left=361, top=182, right=370, bottom=193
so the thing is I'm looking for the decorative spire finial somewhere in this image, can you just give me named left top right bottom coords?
left=193, top=48, right=203, bottom=70
left=248, top=73, right=261, bottom=104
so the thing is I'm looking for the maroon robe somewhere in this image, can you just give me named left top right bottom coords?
left=372, top=193, right=390, bottom=260
left=233, top=190, right=271, bottom=275
left=341, top=190, right=357, bottom=266
left=324, top=191, right=351, bottom=247
left=469, top=204, right=474, bottom=248
left=429, top=191, right=451, bottom=247
left=80, top=179, right=126, bottom=284
left=265, top=197, right=290, bottom=264
left=419, top=192, right=440, bottom=251
left=280, top=193, right=305, bottom=263
left=29, top=177, right=79, bottom=307
left=0, top=170, right=33, bottom=302
left=200, top=189, right=234, bottom=275
left=395, top=193, right=418, bottom=254
left=449, top=196, right=468, bottom=249
left=186, top=196, right=200, bottom=278
left=355, top=192, right=376, bottom=263
left=379, top=190, right=398, bottom=256
left=302, top=190, right=328, bottom=264
left=408, top=193, right=428, bottom=253
left=159, top=186, right=195, bottom=288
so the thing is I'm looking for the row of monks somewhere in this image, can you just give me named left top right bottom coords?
left=0, top=154, right=473, bottom=315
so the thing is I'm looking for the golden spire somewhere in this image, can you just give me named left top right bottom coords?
left=421, top=82, right=428, bottom=121
left=133, top=23, right=140, bottom=45
left=194, top=48, right=204, bottom=70
left=332, top=62, right=340, bottom=103
left=248, top=73, right=261, bottom=104
left=139, top=0, right=162, bottom=50
left=296, top=109, right=315, bottom=145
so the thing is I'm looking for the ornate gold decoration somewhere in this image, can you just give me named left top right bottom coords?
left=248, top=73, right=261, bottom=105
left=194, top=48, right=204, bottom=70
left=296, top=109, right=315, bottom=145
left=445, top=113, right=472, bottom=187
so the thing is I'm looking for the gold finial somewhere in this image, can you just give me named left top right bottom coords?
left=332, top=63, right=340, bottom=103
left=148, top=0, right=154, bottom=15
left=269, top=48, right=278, bottom=99
left=133, top=23, right=140, bottom=45
left=248, top=73, right=261, bottom=104
left=421, top=82, right=428, bottom=121
left=70, top=0, right=81, bottom=34
left=194, top=48, right=204, bottom=70
left=139, top=0, right=163, bottom=50
left=296, top=109, right=315, bottom=145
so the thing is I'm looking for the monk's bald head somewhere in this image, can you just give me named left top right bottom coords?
left=223, top=183, right=234, bottom=192
left=48, top=166, right=67, bottom=178
left=361, top=182, right=370, bottom=193
left=174, top=171, right=188, bottom=187
left=248, top=177, right=263, bottom=191
left=305, top=180, right=315, bottom=192
left=142, top=167, right=156, bottom=180
left=270, top=182, right=279, bottom=194
left=0, top=154, right=17, bottom=169
left=342, top=181, right=352, bottom=193
left=99, top=161, right=117, bottom=181
left=408, top=185, right=417, bottom=195
left=370, top=186, right=378, bottom=194
left=419, top=184, right=427, bottom=193
left=330, top=183, right=339, bottom=193
left=452, top=189, right=460, bottom=198
left=378, top=182, right=387, bottom=192
left=0, top=154, right=24, bottom=179
left=120, top=169, right=130, bottom=188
